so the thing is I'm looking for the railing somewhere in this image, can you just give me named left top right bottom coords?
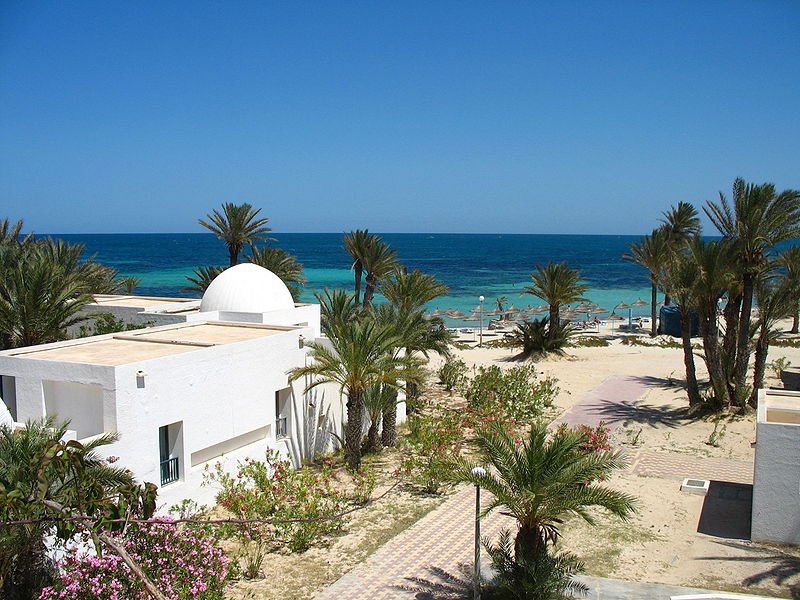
left=160, top=456, right=179, bottom=486
left=276, top=416, right=288, bottom=439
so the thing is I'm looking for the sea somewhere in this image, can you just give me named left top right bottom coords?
left=54, top=233, right=654, bottom=322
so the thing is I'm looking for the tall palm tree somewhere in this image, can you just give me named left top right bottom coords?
left=362, top=383, right=396, bottom=453
left=523, top=262, right=587, bottom=341
left=751, top=276, right=795, bottom=406
left=184, top=265, right=225, bottom=294
left=343, top=229, right=371, bottom=305
left=361, top=236, right=399, bottom=309
left=777, top=246, right=800, bottom=334
left=372, top=303, right=448, bottom=447
left=199, top=202, right=273, bottom=267
left=687, top=238, right=736, bottom=408
left=662, top=250, right=702, bottom=406
left=623, top=228, right=670, bottom=336
left=452, top=423, right=636, bottom=562
left=247, top=244, right=306, bottom=302
left=289, top=303, right=411, bottom=469
left=705, top=178, right=800, bottom=406
left=381, top=269, right=448, bottom=313
left=659, top=202, right=701, bottom=305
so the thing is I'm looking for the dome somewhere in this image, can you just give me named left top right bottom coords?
left=200, top=263, right=295, bottom=314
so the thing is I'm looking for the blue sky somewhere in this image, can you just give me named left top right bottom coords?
left=1, top=1, right=798, bottom=235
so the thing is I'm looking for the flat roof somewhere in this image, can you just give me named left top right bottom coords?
left=90, top=295, right=200, bottom=310
left=4, top=322, right=293, bottom=366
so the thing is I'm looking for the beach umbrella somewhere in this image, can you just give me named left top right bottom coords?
left=632, top=298, right=648, bottom=307
left=615, top=302, right=633, bottom=327
left=606, top=311, right=623, bottom=332
left=428, top=309, right=443, bottom=318
left=448, top=310, right=468, bottom=320
left=574, top=302, right=594, bottom=313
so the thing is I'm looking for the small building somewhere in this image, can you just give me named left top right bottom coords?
left=0, top=265, right=388, bottom=508
left=752, top=388, right=800, bottom=545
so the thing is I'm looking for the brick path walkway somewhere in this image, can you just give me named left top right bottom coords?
left=550, top=375, right=651, bottom=431
left=631, top=449, right=754, bottom=484
left=317, top=485, right=514, bottom=599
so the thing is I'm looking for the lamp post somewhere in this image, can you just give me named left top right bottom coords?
left=471, top=465, right=487, bottom=599
left=478, top=295, right=485, bottom=347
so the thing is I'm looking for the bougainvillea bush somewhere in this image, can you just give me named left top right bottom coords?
left=38, top=520, right=229, bottom=600
left=206, top=450, right=349, bottom=552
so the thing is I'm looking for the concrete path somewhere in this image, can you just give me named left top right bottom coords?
left=550, top=375, right=652, bottom=431
left=631, top=449, right=754, bottom=485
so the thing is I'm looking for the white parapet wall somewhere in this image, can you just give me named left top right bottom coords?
left=752, top=388, right=800, bottom=545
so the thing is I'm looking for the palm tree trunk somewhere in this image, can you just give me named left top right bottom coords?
left=353, top=264, right=363, bottom=305
left=664, top=293, right=671, bottom=306
left=381, top=392, right=398, bottom=447
left=679, top=306, right=701, bottom=406
left=228, top=244, right=239, bottom=267
left=548, top=304, right=559, bottom=341
left=750, top=326, right=769, bottom=408
left=733, top=274, right=755, bottom=408
left=722, top=294, right=740, bottom=359
left=702, top=307, right=729, bottom=408
left=514, top=525, right=543, bottom=562
left=792, top=309, right=799, bottom=335
left=650, top=281, right=658, bottom=337
left=366, top=413, right=381, bottom=453
left=363, top=275, right=376, bottom=309
left=345, top=391, right=364, bottom=470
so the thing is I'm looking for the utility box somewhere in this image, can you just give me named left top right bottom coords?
left=752, top=389, right=800, bottom=545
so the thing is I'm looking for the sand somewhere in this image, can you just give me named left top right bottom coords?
left=440, top=321, right=800, bottom=597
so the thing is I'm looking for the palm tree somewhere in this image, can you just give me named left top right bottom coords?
left=623, top=228, right=670, bottom=336
left=513, top=317, right=573, bottom=359
left=372, top=303, right=448, bottom=447
left=662, top=249, right=702, bottom=406
left=705, top=178, right=800, bottom=406
left=199, top=202, right=273, bottom=267
left=687, top=238, right=736, bottom=408
left=343, top=229, right=371, bottom=305
left=659, top=202, right=701, bottom=305
left=247, top=244, right=306, bottom=302
left=184, top=265, right=225, bottom=294
left=452, top=422, right=636, bottom=562
left=751, top=276, right=796, bottom=406
left=117, top=276, right=140, bottom=294
left=523, top=262, right=587, bottom=341
left=361, top=237, right=399, bottom=309
left=0, top=244, right=93, bottom=348
left=777, top=246, right=800, bottom=334
left=289, top=300, right=412, bottom=469
left=362, top=384, right=395, bottom=453
left=381, top=269, right=448, bottom=313
left=0, top=417, right=136, bottom=599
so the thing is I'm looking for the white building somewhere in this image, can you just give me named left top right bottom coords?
left=751, top=388, right=800, bottom=545
left=0, top=264, right=397, bottom=509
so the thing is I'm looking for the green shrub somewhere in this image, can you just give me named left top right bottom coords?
left=570, top=336, right=609, bottom=347
left=399, top=410, right=464, bottom=494
left=464, top=365, right=559, bottom=426
left=437, top=357, right=468, bottom=391
left=205, top=450, right=349, bottom=552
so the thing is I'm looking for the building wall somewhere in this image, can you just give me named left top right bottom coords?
left=43, top=380, right=104, bottom=439
left=752, top=396, right=800, bottom=545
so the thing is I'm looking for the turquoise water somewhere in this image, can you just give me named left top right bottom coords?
left=54, top=233, right=654, bottom=321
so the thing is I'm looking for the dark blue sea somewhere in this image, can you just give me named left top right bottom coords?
left=53, top=233, right=653, bottom=318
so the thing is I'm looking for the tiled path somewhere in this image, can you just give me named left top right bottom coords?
left=316, top=485, right=514, bottom=599
left=631, top=449, right=754, bottom=484
left=550, top=375, right=651, bottom=431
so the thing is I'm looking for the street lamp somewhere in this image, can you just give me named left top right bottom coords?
left=478, top=295, right=485, bottom=347
left=471, top=465, right=487, bottom=599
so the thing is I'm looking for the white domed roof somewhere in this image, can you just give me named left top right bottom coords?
left=200, top=263, right=295, bottom=314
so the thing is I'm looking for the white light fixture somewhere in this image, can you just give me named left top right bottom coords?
left=136, top=370, right=146, bottom=389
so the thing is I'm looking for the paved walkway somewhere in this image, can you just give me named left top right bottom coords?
left=550, top=375, right=651, bottom=431
left=631, top=449, right=754, bottom=485
left=317, top=485, right=514, bottom=599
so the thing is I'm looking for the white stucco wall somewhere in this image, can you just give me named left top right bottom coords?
left=43, top=380, right=104, bottom=439
left=752, top=390, right=800, bottom=545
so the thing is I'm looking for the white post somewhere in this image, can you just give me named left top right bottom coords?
left=479, top=295, right=485, bottom=347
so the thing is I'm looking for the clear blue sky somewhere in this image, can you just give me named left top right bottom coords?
left=2, top=1, right=798, bottom=235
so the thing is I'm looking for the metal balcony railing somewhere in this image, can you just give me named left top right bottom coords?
left=276, top=416, right=288, bottom=439
left=160, top=456, right=179, bottom=486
